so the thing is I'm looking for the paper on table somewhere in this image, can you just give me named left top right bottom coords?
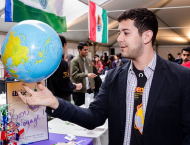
left=48, top=118, right=108, bottom=138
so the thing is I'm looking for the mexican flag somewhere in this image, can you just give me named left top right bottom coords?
left=5, top=0, right=67, bottom=33
left=89, top=1, right=108, bottom=43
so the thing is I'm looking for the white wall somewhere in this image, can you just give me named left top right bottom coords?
left=114, top=47, right=122, bottom=55
left=95, top=45, right=109, bottom=57
left=157, top=45, right=187, bottom=60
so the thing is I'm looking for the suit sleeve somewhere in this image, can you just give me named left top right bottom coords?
left=46, top=71, right=110, bottom=129
left=70, top=59, right=87, bottom=81
left=182, top=69, right=190, bottom=144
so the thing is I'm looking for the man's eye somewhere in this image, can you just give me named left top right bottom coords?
left=124, top=32, right=129, bottom=35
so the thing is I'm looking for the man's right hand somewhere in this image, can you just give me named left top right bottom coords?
left=87, top=73, right=97, bottom=78
left=18, top=82, right=59, bottom=110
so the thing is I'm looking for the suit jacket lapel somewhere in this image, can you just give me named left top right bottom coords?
left=118, top=62, right=130, bottom=132
left=143, top=55, right=166, bottom=132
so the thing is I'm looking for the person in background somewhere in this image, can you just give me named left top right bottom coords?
left=100, top=55, right=108, bottom=74
left=168, top=53, right=175, bottom=62
left=70, top=42, right=96, bottom=106
left=93, top=66, right=102, bottom=98
left=92, top=55, right=103, bottom=74
left=115, top=53, right=123, bottom=67
left=108, top=55, right=117, bottom=69
left=180, top=46, right=190, bottom=68
left=175, top=46, right=190, bottom=64
left=104, top=53, right=108, bottom=63
left=175, top=52, right=181, bottom=60
left=65, top=54, right=74, bottom=76
left=47, top=35, right=82, bottom=102
left=3, top=68, right=14, bottom=81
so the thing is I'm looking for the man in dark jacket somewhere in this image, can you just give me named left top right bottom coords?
left=47, top=35, right=82, bottom=101
left=19, top=8, right=190, bottom=145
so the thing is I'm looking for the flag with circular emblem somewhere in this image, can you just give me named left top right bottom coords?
left=5, top=0, right=67, bottom=32
left=89, top=1, right=108, bottom=43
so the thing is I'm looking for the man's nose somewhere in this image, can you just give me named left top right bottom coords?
left=117, top=34, right=123, bottom=42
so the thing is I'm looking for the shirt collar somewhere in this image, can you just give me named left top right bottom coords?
left=128, top=52, right=157, bottom=72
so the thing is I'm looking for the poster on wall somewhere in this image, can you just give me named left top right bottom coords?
left=6, top=81, right=48, bottom=144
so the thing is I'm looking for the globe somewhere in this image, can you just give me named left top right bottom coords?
left=1, top=20, right=63, bottom=83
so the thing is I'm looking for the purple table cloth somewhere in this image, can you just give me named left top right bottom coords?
left=30, top=133, right=93, bottom=145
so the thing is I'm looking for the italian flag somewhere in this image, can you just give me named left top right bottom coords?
left=89, top=1, right=108, bottom=43
left=5, top=0, right=67, bottom=33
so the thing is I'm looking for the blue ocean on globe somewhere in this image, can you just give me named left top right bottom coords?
left=1, top=20, right=63, bottom=83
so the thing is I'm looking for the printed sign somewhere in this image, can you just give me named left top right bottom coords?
left=6, top=81, right=48, bottom=144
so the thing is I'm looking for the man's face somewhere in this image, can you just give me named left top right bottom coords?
left=117, top=19, right=144, bottom=59
left=181, top=50, right=190, bottom=63
left=79, top=46, right=88, bottom=57
left=63, top=43, right=67, bottom=54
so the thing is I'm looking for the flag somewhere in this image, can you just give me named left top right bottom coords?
left=1, top=131, right=6, bottom=140
left=19, top=128, right=24, bottom=137
left=7, top=129, right=16, bottom=140
left=89, top=1, right=108, bottom=43
left=5, top=0, right=67, bottom=33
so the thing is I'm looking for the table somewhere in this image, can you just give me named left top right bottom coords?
left=48, top=118, right=108, bottom=145
left=31, top=133, right=93, bottom=145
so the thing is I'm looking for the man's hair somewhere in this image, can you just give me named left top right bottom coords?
left=59, top=35, right=67, bottom=47
left=117, top=8, right=158, bottom=46
left=181, top=46, right=190, bottom=53
left=78, top=42, right=88, bottom=51
left=177, top=52, right=181, bottom=55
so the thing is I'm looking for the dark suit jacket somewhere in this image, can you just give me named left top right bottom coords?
left=46, top=54, right=190, bottom=145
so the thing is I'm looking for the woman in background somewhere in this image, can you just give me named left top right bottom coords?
left=100, top=56, right=108, bottom=74
left=108, top=55, right=117, bottom=69
left=92, top=55, right=103, bottom=74
left=114, top=53, right=123, bottom=67
left=168, top=53, right=175, bottom=62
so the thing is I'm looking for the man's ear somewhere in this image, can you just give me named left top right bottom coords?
left=142, top=30, right=153, bottom=44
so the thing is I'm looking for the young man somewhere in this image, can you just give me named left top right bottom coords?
left=175, top=46, right=190, bottom=64
left=70, top=42, right=97, bottom=106
left=18, top=8, right=190, bottom=145
left=47, top=35, right=82, bottom=101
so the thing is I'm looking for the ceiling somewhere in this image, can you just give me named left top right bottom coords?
left=0, top=0, right=190, bottom=47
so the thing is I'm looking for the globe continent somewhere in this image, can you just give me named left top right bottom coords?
left=1, top=20, right=63, bottom=83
